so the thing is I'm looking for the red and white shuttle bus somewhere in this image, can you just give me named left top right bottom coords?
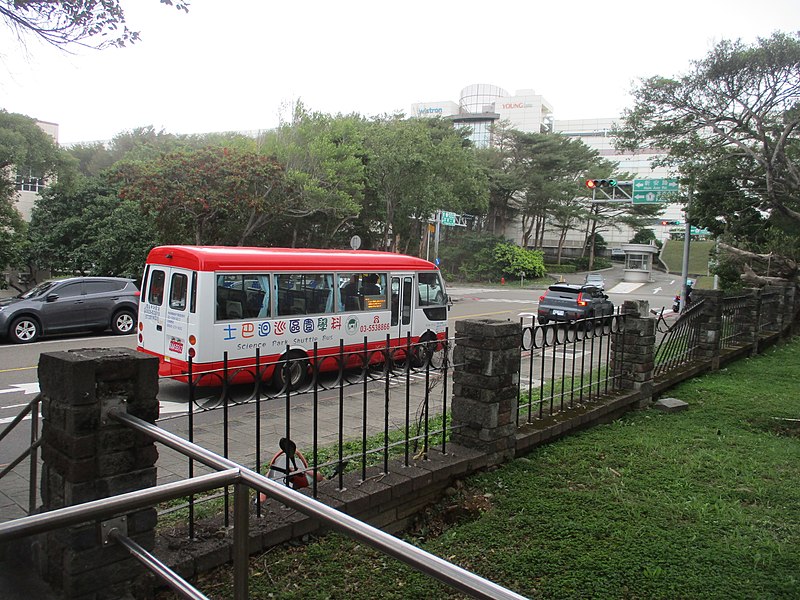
left=137, top=246, right=449, bottom=386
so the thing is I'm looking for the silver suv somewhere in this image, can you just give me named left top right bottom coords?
left=537, top=283, right=614, bottom=326
left=0, top=277, right=140, bottom=343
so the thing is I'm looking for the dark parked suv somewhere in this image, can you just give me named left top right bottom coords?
left=0, top=277, right=140, bottom=343
left=537, top=283, right=614, bottom=326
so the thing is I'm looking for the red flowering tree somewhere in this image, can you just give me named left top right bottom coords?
left=115, top=146, right=292, bottom=246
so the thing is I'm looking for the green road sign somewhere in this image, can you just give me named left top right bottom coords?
left=633, top=178, right=679, bottom=192
left=632, top=178, right=679, bottom=204
left=633, top=191, right=665, bottom=204
left=440, top=211, right=457, bottom=226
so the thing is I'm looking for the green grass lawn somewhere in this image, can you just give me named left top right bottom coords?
left=660, top=239, right=714, bottom=276
left=164, top=339, right=800, bottom=600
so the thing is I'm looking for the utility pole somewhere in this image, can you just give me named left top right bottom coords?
left=433, top=210, right=441, bottom=265
left=680, top=185, right=692, bottom=311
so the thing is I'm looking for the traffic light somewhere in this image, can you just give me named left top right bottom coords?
left=586, top=178, right=618, bottom=189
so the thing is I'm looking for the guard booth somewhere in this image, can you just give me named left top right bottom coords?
left=620, top=243, right=660, bottom=283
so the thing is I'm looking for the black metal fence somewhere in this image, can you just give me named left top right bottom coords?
left=154, top=331, right=456, bottom=532
left=518, top=313, right=627, bottom=424
left=654, top=300, right=706, bottom=378
left=721, top=293, right=751, bottom=349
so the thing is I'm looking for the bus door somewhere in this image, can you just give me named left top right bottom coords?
left=391, top=274, right=415, bottom=343
left=141, top=266, right=193, bottom=366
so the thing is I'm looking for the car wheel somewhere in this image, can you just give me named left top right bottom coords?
left=9, top=316, right=40, bottom=343
left=111, top=309, right=136, bottom=335
left=537, top=317, right=549, bottom=325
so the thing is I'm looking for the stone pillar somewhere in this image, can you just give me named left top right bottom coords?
left=611, top=300, right=655, bottom=407
left=37, top=348, right=160, bottom=600
left=743, top=288, right=762, bottom=356
left=693, top=289, right=723, bottom=370
left=450, top=319, right=520, bottom=465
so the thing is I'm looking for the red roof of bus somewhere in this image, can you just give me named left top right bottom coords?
left=145, top=246, right=439, bottom=272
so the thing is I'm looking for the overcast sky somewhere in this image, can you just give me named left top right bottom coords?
left=1, top=0, right=799, bottom=145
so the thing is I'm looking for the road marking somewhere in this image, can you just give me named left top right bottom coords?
left=607, top=282, right=645, bottom=294
left=0, top=383, right=40, bottom=395
left=653, top=287, right=662, bottom=294
left=0, top=365, right=37, bottom=374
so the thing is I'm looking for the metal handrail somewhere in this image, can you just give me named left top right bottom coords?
left=0, top=469, right=239, bottom=541
left=110, top=411, right=528, bottom=600
left=0, top=394, right=40, bottom=444
left=108, top=530, right=211, bottom=600
left=0, top=393, right=42, bottom=513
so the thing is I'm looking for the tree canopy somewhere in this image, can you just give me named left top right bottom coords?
left=0, top=110, right=69, bottom=275
left=114, top=146, right=290, bottom=246
left=618, top=31, right=800, bottom=280
left=1, top=0, right=188, bottom=49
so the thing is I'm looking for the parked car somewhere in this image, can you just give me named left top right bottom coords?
left=584, top=272, right=606, bottom=290
left=0, top=277, right=140, bottom=343
left=537, top=283, right=614, bottom=326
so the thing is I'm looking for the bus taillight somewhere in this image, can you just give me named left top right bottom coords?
left=189, top=334, right=197, bottom=345
left=188, top=347, right=196, bottom=358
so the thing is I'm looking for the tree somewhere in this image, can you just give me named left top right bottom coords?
left=1, top=0, right=188, bottom=50
left=0, top=110, right=72, bottom=281
left=618, top=31, right=800, bottom=281
left=114, top=146, right=291, bottom=246
left=28, top=175, right=155, bottom=277
left=258, top=103, right=366, bottom=248
left=361, top=116, right=487, bottom=254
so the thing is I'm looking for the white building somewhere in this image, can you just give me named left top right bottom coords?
left=412, top=83, right=554, bottom=148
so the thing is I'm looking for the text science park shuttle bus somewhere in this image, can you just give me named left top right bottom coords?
left=137, top=246, right=449, bottom=387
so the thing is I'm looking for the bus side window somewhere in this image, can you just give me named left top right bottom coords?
left=390, top=277, right=400, bottom=325
left=190, top=271, right=197, bottom=313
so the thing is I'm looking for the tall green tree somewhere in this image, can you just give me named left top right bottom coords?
left=28, top=175, right=155, bottom=277
left=258, top=103, right=366, bottom=248
left=362, top=116, right=487, bottom=254
left=617, top=31, right=800, bottom=281
left=0, top=110, right=73, bottom=278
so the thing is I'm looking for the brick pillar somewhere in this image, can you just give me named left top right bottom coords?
left=450, top=319, right=520, bottom=466
left=693, top=289, right=723, bottom=370
left=612, top=300, right=655, bottom=408
left=37, top=348, right=160, bottom=600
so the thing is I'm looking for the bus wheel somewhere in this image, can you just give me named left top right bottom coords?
left=412, top=333, right=438, bottom=367
left=273, top=351, right=310, bottom=391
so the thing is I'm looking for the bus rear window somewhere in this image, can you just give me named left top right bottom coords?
left=148, top=270, right=165, bottom=306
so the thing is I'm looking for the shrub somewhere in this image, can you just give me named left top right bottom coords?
left=493, top=243, right=546, bottom=278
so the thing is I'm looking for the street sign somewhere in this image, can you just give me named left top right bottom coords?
left=440, top=211, right=457, bottom=226
left=633, top=191, right=664, bottom=204
left=632, top=178, right=679, bottom=204
left=633, top=178, right=679, bottom=192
